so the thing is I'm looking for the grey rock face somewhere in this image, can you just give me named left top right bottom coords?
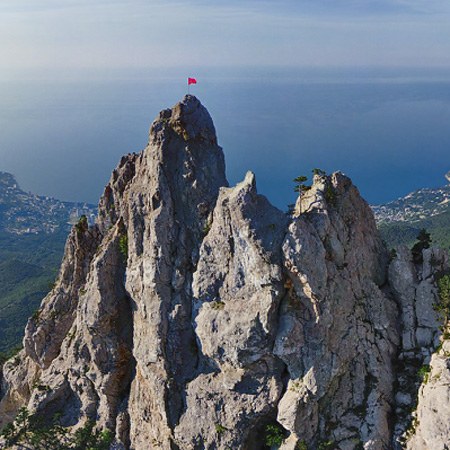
left=389, top=247, right=449, bottom=449
left=276, top=173, right=398, bottom=449
left=173, top=171, right=288, bottom=449
left=1, top=96, right=449, bottom=450
left=406, top=339, right=450, bottom=450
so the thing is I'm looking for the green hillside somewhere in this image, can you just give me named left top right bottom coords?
left=0, top=231, right=67, bottom=352
left=0, top=171, right=95, bottom=354
left=379, top=209, right=450, bottom=251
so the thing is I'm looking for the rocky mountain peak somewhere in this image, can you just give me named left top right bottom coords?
left=1, top=97, right=449, bottom=450
left=98, top=96, right=227, bottom=234
left=150, top=95, right=218, bottom=145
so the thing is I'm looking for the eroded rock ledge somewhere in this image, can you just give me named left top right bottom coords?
left=1, top=96, right=449, bottom=450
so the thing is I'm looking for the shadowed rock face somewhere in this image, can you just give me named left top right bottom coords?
left=1, top=96, right=449, bottom=450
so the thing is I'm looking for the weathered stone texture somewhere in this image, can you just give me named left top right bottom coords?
left=1, top=96, right=449, bottom=450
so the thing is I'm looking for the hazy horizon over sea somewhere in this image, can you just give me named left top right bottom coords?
left=1, top=66, right=450, bottom=210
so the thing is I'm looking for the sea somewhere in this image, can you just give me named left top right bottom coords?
left=1, top=66, right=450, bottom=210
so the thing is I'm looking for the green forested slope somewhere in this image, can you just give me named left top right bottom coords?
left=0, top=231, right=67, bottom=352
left=378, top=210, right=450, bottom=251
left=0, top=171, right=95, bottom=354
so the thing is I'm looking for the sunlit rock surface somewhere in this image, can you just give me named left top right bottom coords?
left=1, top=96, right=449, bottom=450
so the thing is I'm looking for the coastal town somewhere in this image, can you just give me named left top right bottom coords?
left=0, top=172, right=96, bottom=235
left=372, top=182, right=450, bottom=224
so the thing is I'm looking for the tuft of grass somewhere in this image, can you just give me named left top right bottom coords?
left=418, top=365, right=431, bottom=383
left=215, top=423, right=228, bottom=436
left=203, top=220, right=212, bottom=235
left=318, top=440, right=335, bottom=450
left=211, top=300, right=225, bottom=310
left=119, top=234, right=128, bottom=260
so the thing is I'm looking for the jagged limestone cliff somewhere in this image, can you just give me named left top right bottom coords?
left=0, top=96, right=449, bottom=449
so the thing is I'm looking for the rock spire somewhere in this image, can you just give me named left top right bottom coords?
left=1, top=96, right=449, bottom=450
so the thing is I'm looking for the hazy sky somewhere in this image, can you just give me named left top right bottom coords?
left=1, top=1, right=450, bottom=208
left=2, top=0, right=450, bottom=77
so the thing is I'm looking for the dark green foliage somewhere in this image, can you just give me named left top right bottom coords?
left=312, top=168, right=326, bottom=176
left=293, top=176, right=310, bottom=194
left=0, top=407, right=67, bottom=449
left=32, top=308, right=42, bottom=322
left=378, top=223, right=421, bottom=249
left=0, top=407, right=31, bottom=447
left=71, top=420, right=113, bottom=450
left=318, top=440, right=335, bottom=450
left=417, top=364, right=431, bottom=383
left=286, top=203, right=296, bottom=215
left=411, top=228, right=432, bottom=263
left=0, top=345, right=22, bottom=367
left=436, top=273, right=450, bottom=320
left=438, top=274, right=450, bottom=305
left=0, top=230, right=66, bottom=353
left=31, top=380, right=51, bottom=393
left=0, top=408, right=113, bottom=450
left=264, top=423, right=285, bottom=447
left=293, top=175, right=312, bottom=215
left=379, top=210, right=450, bottom=252
left=389, top=248, right=398, bottom=261
left=215, top=423, right=228, bottom=436
left=324, top=184, right=337, bottom=206
left=0, top=173, right=95, bottom=353
left=75, top=215, right=88, bottom=236
left=296, top=441, right=308, bottom=450
left=211, top=300, right=225, bottom=310
left=119, top=233, right=128, bottom=260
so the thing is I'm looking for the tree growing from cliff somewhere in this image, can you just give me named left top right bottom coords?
left=293, top=175, right=311, bottom=214
left=411, top=228, right=432, bottom=264
left=312, top=168, right=326, bottom=177
left=75, top=215, right=88, bottom=236
left=293, top=175, right=309, bottom=194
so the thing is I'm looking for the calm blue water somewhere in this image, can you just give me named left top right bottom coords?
left=1, top=67, right=450, bottom=209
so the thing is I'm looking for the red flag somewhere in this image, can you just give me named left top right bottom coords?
left=188, top=77, right=197, bottom=85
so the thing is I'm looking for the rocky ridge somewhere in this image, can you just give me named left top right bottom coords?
left=1, top=96, right=449, bottom=449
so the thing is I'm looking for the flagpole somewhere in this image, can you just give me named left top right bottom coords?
left=187, top=77, right=196, bottom=95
